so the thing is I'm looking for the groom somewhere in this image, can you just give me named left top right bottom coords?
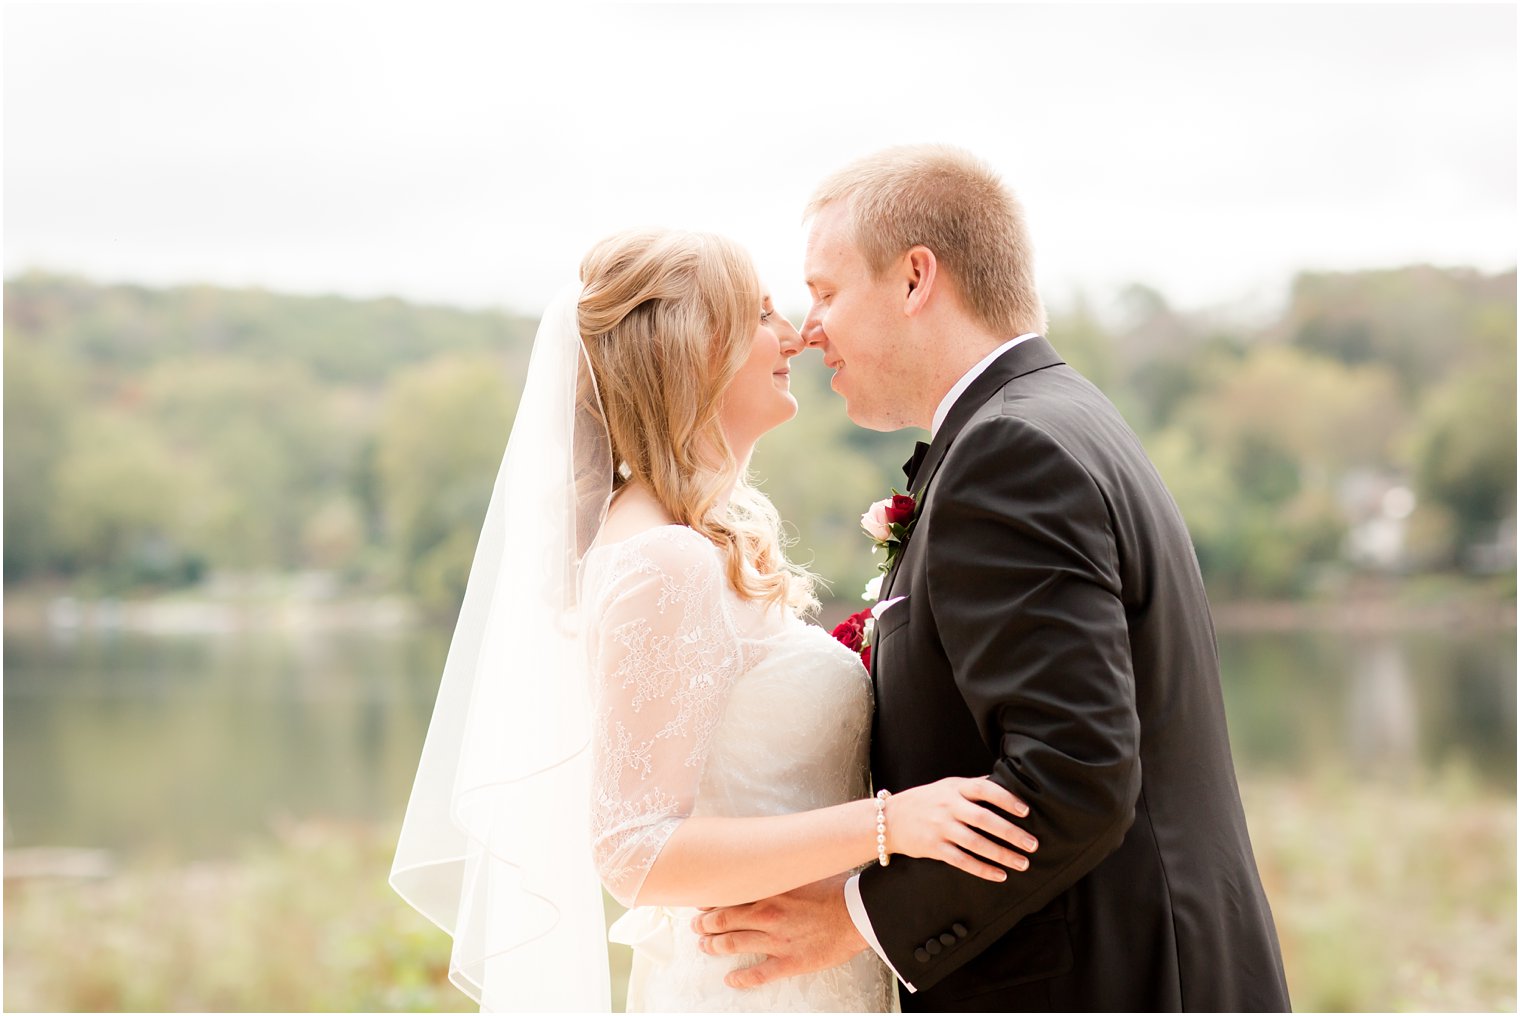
left=693, top=146, right=1291, bottom=1010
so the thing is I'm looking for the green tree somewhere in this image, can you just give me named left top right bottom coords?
left=375, top=355, right=516, bottom=617
left=139, top=358, right=359, bottom=570
left=1405, top=359, right=1517, bottom=562
left=1179, top=344, right=1403, bottom=484
left=3, top=336, right=77, bottom=578
left=1282, top=266, right=1516, bottom=394
left=1046, top=294, right=1116, bottom=391
left=1166, top=346, right=1403, bottom=595
left=51, top=409, right=210, bottom=587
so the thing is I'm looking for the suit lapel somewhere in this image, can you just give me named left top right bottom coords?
left=877, top=336, right=1064, bottom=604
left=910, top=336, right=1064, bottom=499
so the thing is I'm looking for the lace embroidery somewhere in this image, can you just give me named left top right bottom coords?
left=585, top=528, right=757, bottom=906
left=582, top=526, right=896, bottom=1012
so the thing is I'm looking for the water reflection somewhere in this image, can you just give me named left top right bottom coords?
left=4, top=624, right=1514, bottom=860
left=1216, top=629, right=1516, bottom=793
left=1346, top=639, right=1419, bottom=781
left=3, top=627, right=450, bottom=859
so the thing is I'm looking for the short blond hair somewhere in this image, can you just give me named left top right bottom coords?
left=806, top=144, right=1046, bottom=337
left=578, top=228, right=817, bottom=614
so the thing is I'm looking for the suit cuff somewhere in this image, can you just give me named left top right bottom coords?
left=845, top=872, right=916, bottom=993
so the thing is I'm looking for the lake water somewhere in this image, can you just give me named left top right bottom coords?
left=4, top=622, right=1514, bottom=861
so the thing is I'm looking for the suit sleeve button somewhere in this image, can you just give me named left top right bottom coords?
left=939, top=932, right=957, bottom=947
left=914, top=947, right=931, bottom=963
left=952, top=922, right=969, bottom=939
left=925, top=938, right=943, bottom=956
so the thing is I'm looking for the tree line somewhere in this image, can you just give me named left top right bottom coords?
left=4, top=266, right=1513, bottom=618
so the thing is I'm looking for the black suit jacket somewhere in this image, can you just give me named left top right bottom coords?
left=859, top=338, right=1290, bottom=1011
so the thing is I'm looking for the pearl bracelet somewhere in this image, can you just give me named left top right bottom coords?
left=874, top=789, right=891, bottom=866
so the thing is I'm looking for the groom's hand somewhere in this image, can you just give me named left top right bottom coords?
left=691, top=872, right=868, bottom=989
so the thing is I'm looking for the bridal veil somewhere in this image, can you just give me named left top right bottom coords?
left=389, top=284, right=615, bottom=1011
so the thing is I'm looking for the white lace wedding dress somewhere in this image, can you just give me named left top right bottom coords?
left=582, top=525, right=897, bottom=1013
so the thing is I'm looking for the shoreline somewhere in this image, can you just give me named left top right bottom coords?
left=1208, top=596, right=1516, bottom=633
left=1, top=587, right=419, bottom=635
left=3, top=581, right=1514, bottom=636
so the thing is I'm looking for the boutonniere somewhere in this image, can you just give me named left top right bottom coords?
left=860, top=490, right=920, bottom=579
left=831, top=607, right=875, bottom=669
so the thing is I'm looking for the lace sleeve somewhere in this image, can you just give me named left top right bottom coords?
left=586, top=528, right=749, bottom=907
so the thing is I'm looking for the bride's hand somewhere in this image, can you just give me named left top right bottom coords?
left=882, top=776, right=1037, bottom=881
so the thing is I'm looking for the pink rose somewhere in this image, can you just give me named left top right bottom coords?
left=861, top=498, right=893, bottom=542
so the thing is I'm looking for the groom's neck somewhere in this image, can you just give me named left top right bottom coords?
left=918, top=335, right=1007, bottom=428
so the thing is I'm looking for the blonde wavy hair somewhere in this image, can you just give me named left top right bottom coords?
left=806, top=143, right=1047, bottom=337
left=577, top=228, right=818, bottom=614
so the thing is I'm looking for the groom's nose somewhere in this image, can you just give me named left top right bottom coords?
left=801, top=308, right=826, bottom=348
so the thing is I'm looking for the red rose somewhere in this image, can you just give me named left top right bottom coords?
left=861, top=644, right=872, bottom=669
left=884, top=493, right=916, bottom=527
left=830, top=607, right=873, bottom=654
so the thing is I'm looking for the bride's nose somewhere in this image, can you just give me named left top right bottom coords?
left=776, top=315, right=804, bottom=357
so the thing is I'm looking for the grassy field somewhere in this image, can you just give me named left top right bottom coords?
left=5, top=772, right=1514, bottom=1012
left=1244, top=770, right=1515, bottom=1011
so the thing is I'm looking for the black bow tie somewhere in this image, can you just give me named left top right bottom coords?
left=903, top=440, right=931, bottom=487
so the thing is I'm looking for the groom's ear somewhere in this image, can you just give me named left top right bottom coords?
left=903, top=245, right=938, bottom=317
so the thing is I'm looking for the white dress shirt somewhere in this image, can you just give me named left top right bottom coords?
left=843, top=331, right=1040, bottom=991
left=930, top=333, right=1042, bottom=438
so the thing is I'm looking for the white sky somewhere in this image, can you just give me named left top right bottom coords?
left=4, top=2, right=1516, bottom=318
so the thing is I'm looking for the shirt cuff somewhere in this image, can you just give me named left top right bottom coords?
left=844, top=872, right=916, bottom=993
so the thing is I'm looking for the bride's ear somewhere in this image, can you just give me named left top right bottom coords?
left=903, top=245, right=938, bottom=317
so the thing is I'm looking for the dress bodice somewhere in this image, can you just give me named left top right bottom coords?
left=693, top=614, right=875, bottom=820
left=581, top=526, right=895, bottom=1012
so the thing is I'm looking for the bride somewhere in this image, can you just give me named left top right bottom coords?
left=390, top=228, right=1035, bottom=1012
